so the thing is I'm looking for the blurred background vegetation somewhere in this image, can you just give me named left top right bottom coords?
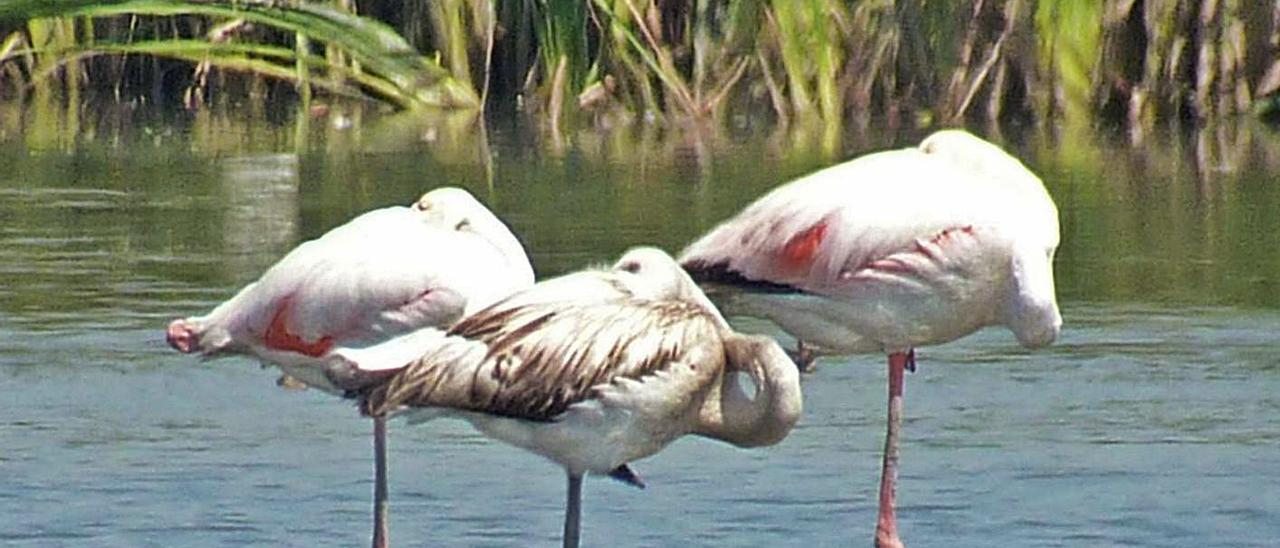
left=1, top=0, right=1278, bottom=146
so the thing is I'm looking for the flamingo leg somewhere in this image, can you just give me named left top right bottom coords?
left=875, top=351, right=911, bottom=548
left=372, top=416, right=389, bottom=548
left=790, top=340, right=818, bottom=373
left=564, top=471, right=583, bottom=548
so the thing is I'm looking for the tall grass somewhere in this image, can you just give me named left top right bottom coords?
left=1, top=0, right=1277, bottom=135
left=1, top=0, right=478, bottom=110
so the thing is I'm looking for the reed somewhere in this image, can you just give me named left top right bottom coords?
left=1, top=0, right=1277, bottom=136
left=2, top=0, right=478, bottom=110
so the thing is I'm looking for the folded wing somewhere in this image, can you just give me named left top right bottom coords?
left=348, top=300, right=724, bottom=422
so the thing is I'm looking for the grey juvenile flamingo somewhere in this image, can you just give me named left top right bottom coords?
left=326, top=247, right=804, bottom=548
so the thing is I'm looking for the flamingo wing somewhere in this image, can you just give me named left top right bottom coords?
left=680, top=136, right=1056, bottom=301
left=679, top=131, right=1061, bottom=351
left=182, top=206, right=526, bottom=358
left=683, top=150, right=982, bottom=294
left=348, top=300, right=723, bottom=422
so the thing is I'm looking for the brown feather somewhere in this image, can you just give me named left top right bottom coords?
left=359, top=300, right=720, bottom=422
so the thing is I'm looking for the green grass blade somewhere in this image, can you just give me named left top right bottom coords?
left=1, top=0, right=479, bottom=109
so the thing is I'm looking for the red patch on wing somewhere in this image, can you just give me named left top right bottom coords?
left=780, top=221, right=829, bottom=269
left=844, top=225, right=978, bottom=282
left=263, top=296, right=334, bottom=357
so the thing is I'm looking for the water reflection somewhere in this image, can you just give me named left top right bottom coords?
left=217, top=154, right=300, bottom=277
left=1024, top=122, right=1280, bottom=308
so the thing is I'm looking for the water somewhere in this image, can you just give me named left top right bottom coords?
left=2, top=116, right=1279, bottom=547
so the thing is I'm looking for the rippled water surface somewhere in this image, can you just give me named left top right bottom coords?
left=2, top=119, right=1279, bottom=547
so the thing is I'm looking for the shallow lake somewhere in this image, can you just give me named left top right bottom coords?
left=2, top=113, right=1278, bottom=546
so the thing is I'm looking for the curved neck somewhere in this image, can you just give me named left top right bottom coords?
left=696, top=335, right=802, bottom=447
left=1002, top=240, right=1061, bottom=348
left=481, top=219, right=536, bottom=285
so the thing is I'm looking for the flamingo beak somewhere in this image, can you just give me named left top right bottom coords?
left=166, top=319, right=200, bottom=354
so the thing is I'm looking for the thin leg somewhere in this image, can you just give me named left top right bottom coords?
left=564, top=472, right=583, bottom=548
left=791, top=340, right=818, bottom=373
left=875, top=352, right=909, bottom=548
left=372, top=416, right=389, bottom=548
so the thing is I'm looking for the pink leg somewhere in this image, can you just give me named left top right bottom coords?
left=875, top=351, right=910, bottom=548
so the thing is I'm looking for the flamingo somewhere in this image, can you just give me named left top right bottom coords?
left=678, top=129, right=1061, bottom=547
left=165, top=187, right=534, bottom=548
left=325, top=247, right=804, bottom=548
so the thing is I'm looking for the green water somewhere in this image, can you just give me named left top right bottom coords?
left=2, top=111, right=1278, bottom=546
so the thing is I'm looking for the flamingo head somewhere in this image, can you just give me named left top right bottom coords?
left=1005, top=240, right=1062, bottom=348
left=165, top=317, right=234, bottom=356
left=613, top=247, right=729, bottom=327
left=413, top=187, right=535, bottom=286
left=413, top=187, right=488, bottom=231
left=166, top=318, right=201, bottom=353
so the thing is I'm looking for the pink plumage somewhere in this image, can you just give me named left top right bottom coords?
left=680, top=129, right=1061, bottom=354
left=164, top=187, right=532, bottom=548
left=679, top=129, right=1061, bottom=548
left=166, top=187, right=534, bottom=390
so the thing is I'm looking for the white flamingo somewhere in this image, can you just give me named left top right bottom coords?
left=678, top=130, right=1061, bottom=547
left=326, top=247, right=803, bottom=548
left=165, top=187, right=534, bottom=548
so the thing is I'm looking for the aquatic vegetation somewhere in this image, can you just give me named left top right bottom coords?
left=0, top=0, right=1277, bottom=135
left=0, top=0, right=478, bottom=110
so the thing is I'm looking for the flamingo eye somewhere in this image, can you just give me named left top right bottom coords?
left=619, top=261, right=640, bottom=273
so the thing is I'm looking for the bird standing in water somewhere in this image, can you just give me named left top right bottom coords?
left=165, top=187, right=534, bottom=548
left=679, top=130, right=1061, bottom=547
left=328, top=248, right=804, bottom=548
